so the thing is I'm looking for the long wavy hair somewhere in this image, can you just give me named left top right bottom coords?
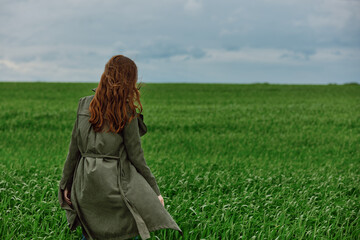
left=89, top=55, right=143, bottom=133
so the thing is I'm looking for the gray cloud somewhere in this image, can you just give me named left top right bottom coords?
left=0, top=0, right=359, bottom=83
left=280, top=49, right=317, bottom=61
left=133, top=40, right=207, bottom=61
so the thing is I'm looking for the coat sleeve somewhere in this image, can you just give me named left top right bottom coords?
left=123, top=114, right=161, bottom=196
left=59, top=99, right=82, bottom=191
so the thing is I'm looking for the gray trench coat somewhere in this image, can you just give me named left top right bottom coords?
left=58, top=88, right=183, bottom=240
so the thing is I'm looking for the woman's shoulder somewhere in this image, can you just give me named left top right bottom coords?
left=79, top=95, right=95, bottom=105
left=80, top=94, right=94, bottom=102
left=77, top=95, right=94, bottom=116
left=137, top=113, right=147, bottom=136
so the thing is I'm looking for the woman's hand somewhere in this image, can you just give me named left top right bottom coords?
left=158, top=195, right=164, bottom=207
left=64, top=187, right=72, bottom=206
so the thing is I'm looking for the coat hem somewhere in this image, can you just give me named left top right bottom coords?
left=147, top=224, right=184, bottom=238
left=92, top=224, right=183, bottom=240
left=92, top=231, right=139, bottom=240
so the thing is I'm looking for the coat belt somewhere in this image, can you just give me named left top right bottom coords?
left=81, top=152, right=120, bottom=160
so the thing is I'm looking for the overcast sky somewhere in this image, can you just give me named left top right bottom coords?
left=0, top=0, right=359, bottom=84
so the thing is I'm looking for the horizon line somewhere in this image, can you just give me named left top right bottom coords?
left=0, top=81, right=359, bottom=85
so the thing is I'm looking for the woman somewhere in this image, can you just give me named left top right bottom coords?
left=58, top=55, right=183, bottom=240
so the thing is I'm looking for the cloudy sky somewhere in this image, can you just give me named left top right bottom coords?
left=0, top=0, right=359, bottom=84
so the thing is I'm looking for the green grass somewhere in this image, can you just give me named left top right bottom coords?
left=0, top=82, right=359, bottom=239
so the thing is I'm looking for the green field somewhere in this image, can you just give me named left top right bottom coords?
left=0, top=82, right=359, bottom=239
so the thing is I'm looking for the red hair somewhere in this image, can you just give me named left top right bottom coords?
left=89, top=55, right=143, bottom=133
